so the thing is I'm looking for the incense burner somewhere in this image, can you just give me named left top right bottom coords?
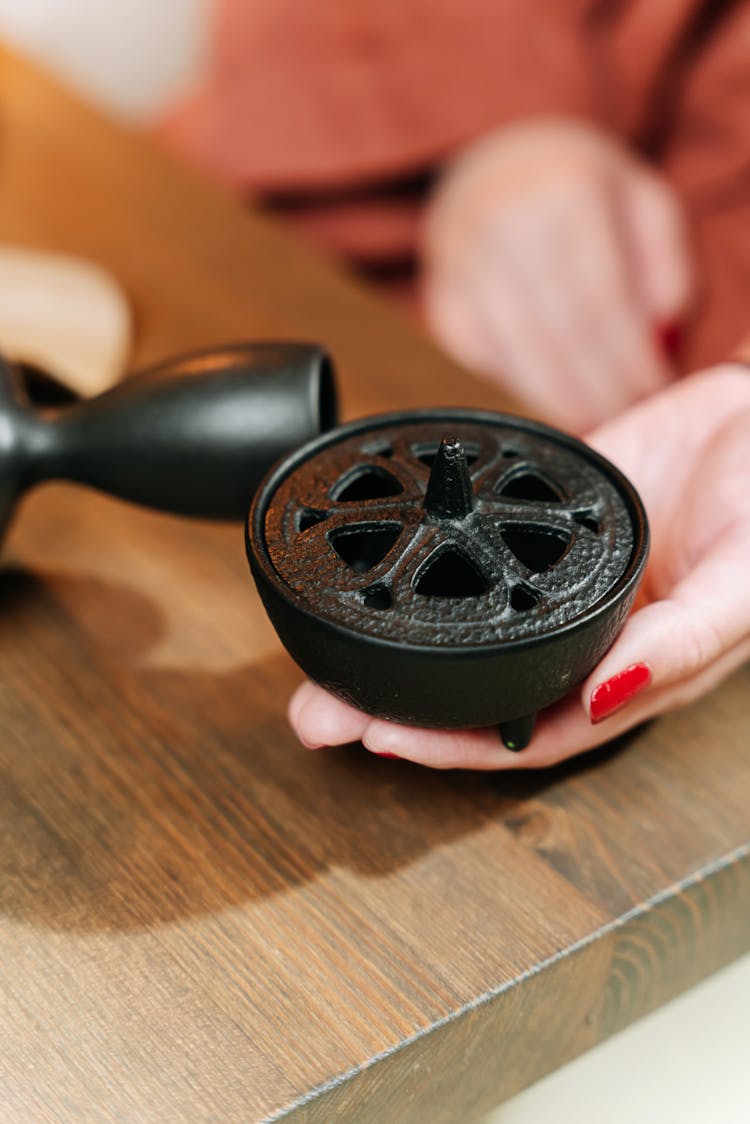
left=246, top=410, right=648, bottom=749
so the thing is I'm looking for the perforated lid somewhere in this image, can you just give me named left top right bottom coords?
left=257, top=411, right=642, bottom=651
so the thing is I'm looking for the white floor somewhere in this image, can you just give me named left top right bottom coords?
left=485, top=953, right=750, bottom=1124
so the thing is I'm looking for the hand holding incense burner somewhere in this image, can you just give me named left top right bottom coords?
left=246, top=408, right=649, bottom=750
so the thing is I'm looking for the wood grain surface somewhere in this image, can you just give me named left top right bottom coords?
left=0, top=49, right=749, bottom=1124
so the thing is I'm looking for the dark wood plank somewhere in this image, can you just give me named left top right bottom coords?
left=0, top=49, right=748, bottom=1123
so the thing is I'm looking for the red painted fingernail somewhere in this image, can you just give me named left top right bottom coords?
left=656, top=321, right=683, bottom=360
left=590, top=663, right=652, bottom=724
left=374, top=751, right=400, bottom=759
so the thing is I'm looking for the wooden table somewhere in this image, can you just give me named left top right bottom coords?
left=1, top=49, right=749, bottom=1124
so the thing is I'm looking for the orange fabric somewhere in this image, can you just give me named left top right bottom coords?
left=158, top=0, right=750, bottom=369
left=160, top=0, right=597, bottom=188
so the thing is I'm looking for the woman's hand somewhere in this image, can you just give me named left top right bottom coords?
left=422, top=118, right=695, bottom=433
left=288, top=366, right=750, bottom=769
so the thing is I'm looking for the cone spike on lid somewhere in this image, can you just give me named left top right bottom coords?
left=423, top=435, right=474, bottom=519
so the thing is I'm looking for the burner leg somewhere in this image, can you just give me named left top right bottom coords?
left=499, top=714, right=536, bottom=752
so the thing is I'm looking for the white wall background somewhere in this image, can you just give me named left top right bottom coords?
left=0, top=0, right=212, bottom=119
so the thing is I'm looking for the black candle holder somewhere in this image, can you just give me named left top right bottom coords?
left=0, top=342, right=335, bottom=542
left=246, top=409, right=649, bottom=749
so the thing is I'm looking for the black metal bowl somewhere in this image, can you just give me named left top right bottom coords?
left=246, top=410, right=648, bottom=748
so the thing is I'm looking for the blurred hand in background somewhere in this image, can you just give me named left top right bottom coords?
left=423, top=118, right=696, bottom=433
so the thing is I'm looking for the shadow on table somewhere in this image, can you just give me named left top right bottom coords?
left=0, top=566, right=633, bottom=933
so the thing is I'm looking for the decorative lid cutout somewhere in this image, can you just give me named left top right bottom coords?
left=498, top=471, right=563, bottom=503
left=329, top=521, right=402, bottom=572
left=333, top=465, right=403, bottom=502
left=415, top=546, right=487, bottom=598
left=501, top=526, right=571, bottom=572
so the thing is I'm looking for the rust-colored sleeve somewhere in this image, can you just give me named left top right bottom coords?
left=157, top=0, right=750, bottom=367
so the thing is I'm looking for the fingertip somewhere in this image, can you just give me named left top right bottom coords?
left=361, top=719, right=405, bottom=757
left=287, top=679, right=317, bottom=728
left=578, top=602, right=664, bottom=709
left=290, top=683, right=370, bottom=748
left=363, top=721, right=529, bottom=770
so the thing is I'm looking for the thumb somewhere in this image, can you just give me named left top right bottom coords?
left=512, top=538, right=750, bottom=770
left=587, top=526, right=750, bottom=725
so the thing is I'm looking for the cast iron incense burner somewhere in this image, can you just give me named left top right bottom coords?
left=246, top=410, right=649, bottom=750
